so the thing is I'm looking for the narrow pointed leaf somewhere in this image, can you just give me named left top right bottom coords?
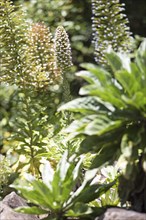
left=15, top=206, right=49, bottom=215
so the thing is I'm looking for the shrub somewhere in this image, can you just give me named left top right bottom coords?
left=60, top=39, right=146, bottom=212
left=0, top=0, right=73, bottom=175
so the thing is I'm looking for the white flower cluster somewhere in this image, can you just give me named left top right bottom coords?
left=92, top=0, right=133, bottom=66
left=0, top=1, right=73, bottom=91
left=26, top=23, right=56, bottom=89
left=0, top=0, right=28, bottom=84
left=54, top=26, right=73, bottom=71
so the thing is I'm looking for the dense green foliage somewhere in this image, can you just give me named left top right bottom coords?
left=60, top=40, right=146, bottom=212
left=0, top=0, right=73, bottom=177
left=0, top=155, right=11, bottom=196
left=0, top=0, right=146, bottom=219
left=13, top=151, right=115, bottom=219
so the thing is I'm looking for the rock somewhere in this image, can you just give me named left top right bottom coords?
left=2, top=191, right=27, bottom=208
left=96, top=208, right=146, bottom=220
left=0, top=192, right=40, bottom=220
left=1, top=192, right=145, bottom=220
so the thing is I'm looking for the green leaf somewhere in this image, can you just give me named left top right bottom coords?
left=59, top=151, right=72, bottom=182
left=79, top=63, right=111, bottom=85
left=13, top=178, right=55, bottom=210
left=61, top=156, right=83, bottom=202
left=15, top=206, right=48, bottom=215
left=115, top=69, right=141, bottom=97
left=12, top=186, right=50, bottom=208
left=79, top=85, right=125, bottom=109
left=84, top=169, right=98, bottom=183
left=136, top=39, right=146, bottom=75
left=84, top=117, right=123, bottom=136
left=122, top=92, right=146, bottom=110
left=58, top=97, right=101, bottom=114
left=50, top=151, right=69, bottom=204
left=66, top=114, right=124, bottom=137
left=90, top=143, right=119, bottom=169
left=72, top=156, right=84, bottom=181
left=65, top=169, right=97, bottom=208
left=76, top=70, right=100, bottom=84
left=76, top=181, right=115, bottom=204
left=105, top=50, right=123, bottom=72
left=41, top=160, right=54, bottom=190
left=32, top=180, right=54, bottom=206
left=79, top=125, right=124, bottom=154
left=66, top=202, right=92, bottom=217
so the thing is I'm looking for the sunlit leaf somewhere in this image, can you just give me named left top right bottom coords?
left=40, top=160, right=54, bottom=190
left=66, top=202, right=92, bottom=217
left=15, top=206, right=48, bottom=215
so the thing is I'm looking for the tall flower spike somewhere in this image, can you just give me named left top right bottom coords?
left=0, top=0, right=28, bottom=85
left=26, top=23, right=61, bottom=89
left=92, top=0, right=133, bottom=66
left=54, top=26, right=73, bottom=72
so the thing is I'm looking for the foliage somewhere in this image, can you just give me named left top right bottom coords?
left=1, top=0, right=146, bottom=217
left=12, top=151, right=114, bottom=219
left=0, top=0, right=73, bottom=175
left=92, top=0, right=133, bottom=66
left=0, top=155, right=11, bottom=197
left=15, top=0, right=93, bottom=68
left=93, top=165, right=120, bottom=207
left=0, top=84, right=16, bottom=150
left=59, top=39, right=146, bottom=212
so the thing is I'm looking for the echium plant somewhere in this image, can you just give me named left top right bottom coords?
left=92, top=0, right=132, bottom=65
left=0, top=0, right=28, bottom=84
left=54, top=26, right=73, bottom=72
left=0, top=0, right=73, bottom=175
left=59, top=39, right=146, bottom=212
left=26, top=23, right=57, bottom=90
left=54, top=26, right=73, bottom=102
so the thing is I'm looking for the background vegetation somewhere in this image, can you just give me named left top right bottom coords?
left=0, top=0, right=146, bottom=219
